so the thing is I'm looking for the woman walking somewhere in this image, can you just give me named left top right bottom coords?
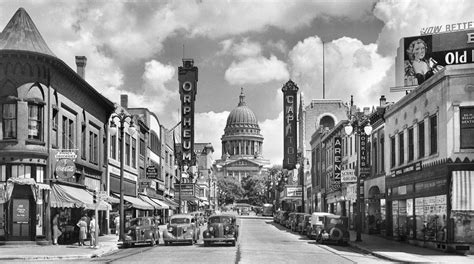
left=52, top=214, right=62, bottom=245
left=77, top=216, right=88, bottom=246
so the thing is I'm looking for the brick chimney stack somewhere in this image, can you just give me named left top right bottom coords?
left=120, top=94, right=128, bottom=109
left=75, top=56, right=87, bottom=79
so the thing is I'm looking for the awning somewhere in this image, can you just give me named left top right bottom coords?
left=150, top=198, right=169, bottom=209
left=162, top=197, right=178, bottom=210
left=104, top=195, right=120, bottom=204
left=452, top=170, right=474, bottom=211
left=50, top=184, right=111, bottom=210
left=139, top=195, right=163, bottom=210
left=123, top=195, right=154, bottom=210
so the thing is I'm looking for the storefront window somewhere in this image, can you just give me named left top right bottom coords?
left=28, top=104, right=43, bottom=141
left=452, top=211, right=474, bottom=243
left=414, top=195, right=447, bottom=241
left=392, top=200, right=408, bottom=240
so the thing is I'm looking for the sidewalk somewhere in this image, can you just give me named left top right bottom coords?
left=0, top=234, right=120, bottom=261
left=347, top=230, right=474, bottom=263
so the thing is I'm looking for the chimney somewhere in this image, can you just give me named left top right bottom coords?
left=363, top=107, right=370, bottom=115
left=380, top=95, right=386, bottom=106
left=120, top=94, right=128, bottom=109
left=75, top=56, right=87, bottom=79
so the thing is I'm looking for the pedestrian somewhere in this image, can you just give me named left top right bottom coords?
left=114, top=214, right=120, bottom=236
left=77, top=216, right=88, bottom=246
left=89, top=215, right=97, bottom=248
left=52, top=214, right=62, bottom=245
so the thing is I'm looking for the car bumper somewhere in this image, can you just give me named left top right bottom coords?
left=203, top=237, right=236, bottom=243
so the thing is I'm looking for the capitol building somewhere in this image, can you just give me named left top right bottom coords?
left=214, top=88, right=271, bottom=182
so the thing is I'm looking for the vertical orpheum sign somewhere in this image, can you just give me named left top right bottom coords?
left=333, top=137, right=342, bottom=188
left=179, top=59, right=198, bottom=166
left=281, top=80, right=299, bottom=169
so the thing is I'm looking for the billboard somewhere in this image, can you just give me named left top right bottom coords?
left=281, top=80, right=299, bottom=169
left=395, top=29, right=474, bottom=89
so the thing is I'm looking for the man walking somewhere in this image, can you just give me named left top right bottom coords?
left=90, top=215, right=97, bottom=248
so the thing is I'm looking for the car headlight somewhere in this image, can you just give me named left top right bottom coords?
left=168, top=227, right=174, bottom=232
left=225, top=226, right=230, bottom=231
left=209, top=226, right=214, bottom=232
left=183, top=226, right=188, bottom=232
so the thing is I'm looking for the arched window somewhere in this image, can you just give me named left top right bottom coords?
left=27, top=84, right=45, bottom=141
left=319, top=115, right=335, bottom=130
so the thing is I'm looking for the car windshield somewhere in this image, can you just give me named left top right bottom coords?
left=209, top=216, right=232, bottom=224
left=171, top=218, right=190, bottom=224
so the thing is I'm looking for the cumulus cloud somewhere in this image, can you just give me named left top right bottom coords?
left=194, top=111, right=230, bottom=160
left=260, top=112, right=284, bottom=165
left=225, top=55, right=290, bottom=85
left=232, top=38, right=262, bottom=58
left=289, top=36, right=393, bottom=108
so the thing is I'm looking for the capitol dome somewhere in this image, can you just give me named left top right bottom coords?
left=221, top=88, right=263, bottom=159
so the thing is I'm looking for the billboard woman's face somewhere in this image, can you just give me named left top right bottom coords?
left=413, top=42, right=426, bottom=60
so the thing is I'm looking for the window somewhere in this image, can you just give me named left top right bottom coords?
left=89, top=131, right=98, bottom=164
left=132, top=138, right=136, bottom=168
left=28, top=104, right=43, bottom=141
left=140, top=138, right=145, bottom=156
left=408, top=127, right=414, bottom=161
left=390, top=136, right=396, bottom=168
left=430, top=115, right=437, bottom=155
left=103, top=135, right=107, bottom=165
left=418, top=121, right=425, bottom=158
left=373, top=139, right=378, bottom=173
left=52, top=110, right=58, bottom=147
left=460, top=107, right=474, bottom=148
left=165, top=150, right=169, bottom=164
left=2, top=103, right=16, bottom=139
left=399, top=132, right=404, bottom=165
left=81, top=124, right=86, bottom=159
left=125, top=134, right=130, bottom=166
left=110, top=135, right=116, bottom=160
left=62, top=116, right=75, bottom=149
left=150, top=132, right=160, bottom=155
left=118, top=133, right=122, bottom=162
left=380, top=136, right=385, bottom=171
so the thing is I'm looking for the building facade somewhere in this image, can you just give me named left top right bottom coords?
left=0, top=8, right=114, bottom=243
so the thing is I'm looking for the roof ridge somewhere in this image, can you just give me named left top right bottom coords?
left=0, top=7, right=56, bottom=57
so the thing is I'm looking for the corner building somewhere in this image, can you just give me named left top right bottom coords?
left=0, top=8, right=114, bottom=243
left=384, top=64, right=474, bottom=253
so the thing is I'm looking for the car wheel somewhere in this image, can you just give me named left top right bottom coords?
left=316, top=234, right=322, bottom=244
left=231, top=240, right=236, bottom=246
left=204, top=241, right=209, bottom=247
left=164, top=241, right=169, bottom=246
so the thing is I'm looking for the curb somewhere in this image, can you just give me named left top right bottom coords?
left=348, top=242, right=400, bottom=262
left=0, top=245, right=119, bottom=261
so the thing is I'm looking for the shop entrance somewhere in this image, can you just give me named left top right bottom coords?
left=9, top=185, right=35, bottom=241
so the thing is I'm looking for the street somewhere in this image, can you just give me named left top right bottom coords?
left=20, top=216, right=388, bottom=264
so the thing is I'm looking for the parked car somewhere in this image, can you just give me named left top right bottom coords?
left=308, top=212, right=334, bottom=239
left=122, top=217, right=160, bottom=247
left=290, top=213, right=305, bottom=232
left=316, top=215, right=350, bottom=245
left=203, top=214, right=239, bottom=246
left=163, top=214, right=200, bottom=245
left=286, top=212, right=297, bottom=229
left=280, top=211, right=290, bottom=227
left=297, top=214, right=311, bottom=234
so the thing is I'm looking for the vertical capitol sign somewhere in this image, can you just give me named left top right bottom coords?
left=281, top=80, right=299, bottom=170
left=179, top=59, right=198, bottom=166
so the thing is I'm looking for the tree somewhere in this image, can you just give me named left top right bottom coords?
left=241, top=174, right=268, bottom=206
left=217, top=176, right=244, bottom=206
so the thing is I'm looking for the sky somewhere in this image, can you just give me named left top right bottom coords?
left=1, top=0, right=472, bottom=165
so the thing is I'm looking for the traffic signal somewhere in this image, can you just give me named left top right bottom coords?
left=93, top=190, right=97, bottom=204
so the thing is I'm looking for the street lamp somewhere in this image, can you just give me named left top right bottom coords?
left=109, top=109, right=136, bottom=242
left=344, top=95, right=372, bottom=242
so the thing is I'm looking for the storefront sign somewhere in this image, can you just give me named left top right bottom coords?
left=359, top=134, right=369, bottom=172
left=179, top=183, right=197, bottom=200
left=420, top=21, right=474, bottom=35
left=334, top=137, right=342, bottom=183
left=179, top=59, right=198, bottom=167
left=146, top=165, right=159, bottom=179
left=390, top=161, right=422, bottom=177
left=341, top=169, right=357, bottom=183
left=396, top=29, right=474, bottom=89
left=55, top=159, right=76, bottom=179
left=281, top=80, right=299, bottom=169
left=285, top=186, right=302, bottom=197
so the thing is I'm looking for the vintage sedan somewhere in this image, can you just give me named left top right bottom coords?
left=308, top=212, right=334, bottom=239
left=316, top=215, right=350, bottom=245
left=122, top=217, right=160, bottom=247
left=297, top=214, right=311, bottom=234
left=163, top=214, right=200, bottom=245
left=203, top=214, right=239, bottom=246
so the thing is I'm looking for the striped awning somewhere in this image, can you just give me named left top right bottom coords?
left=452, top=171, right=474, bottom=211
left=50, top=184, right=111, bottom=210
left=123, top=195, right=154, bottom=210
left=139, top=195, right=163, bottom=210
left=150, top=198, right=169, bottom=209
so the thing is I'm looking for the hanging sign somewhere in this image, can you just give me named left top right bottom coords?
left=282, top=80, right=299, bottom=169
left=55, top=159, right=76, bottom=179
left=179, top=59, right=198, bottom=167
